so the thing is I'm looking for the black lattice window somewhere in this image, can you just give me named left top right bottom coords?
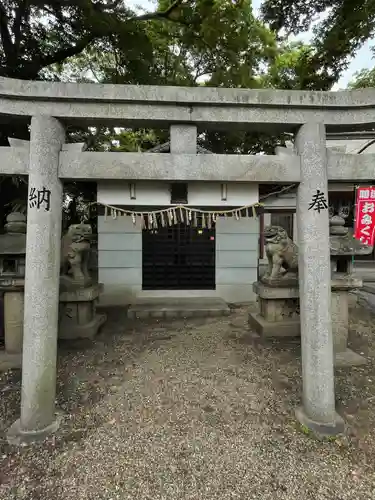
left=170, top=183, right=188, bottom=204
left=142, top=219, right=215, bottom=290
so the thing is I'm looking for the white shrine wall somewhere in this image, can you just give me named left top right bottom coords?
left=97, top=181, right=259, bottom=305
left=97, top=180, right=259, bottom=207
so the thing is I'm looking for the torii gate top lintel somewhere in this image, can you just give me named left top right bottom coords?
left=1, top=76, right=375, bottom=131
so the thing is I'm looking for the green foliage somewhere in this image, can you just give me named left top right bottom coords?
left=112, top=129, right=169, bottom=152
left=262, top=42, right=329, bottom=90
left=348, top=67, right=375, bottom=89
left=261, top=0, right=375, bottom=90
left=44, top=0, right=287, bottom=155
left=1, top=0, right=351, bottom=223
left=0, top=0, right=184, bottom=80
left=48, top=0, right=278, bottom=88
left=299, top=424, right=311, bottom=436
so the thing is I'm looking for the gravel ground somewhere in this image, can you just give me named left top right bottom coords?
left=1, top=302, right=375, bottom=499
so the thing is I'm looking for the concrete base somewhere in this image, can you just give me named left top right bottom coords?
left=0, top=351, right=22, bottom=371
left=59, top=313, right=107, bottom=340
left=248, top=312, right=300, bottom=338
left=7, top=417, right=60, bottom=446
left=334, top=349, right=367, bottom=368
left=127, top=297, right=230, bottom=319
left=295, top=406, right=345, bottom=436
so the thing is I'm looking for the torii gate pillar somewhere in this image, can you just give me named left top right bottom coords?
left=295, top=122, right=344, bottom=435
left=7, top=115, right=65, bottom=445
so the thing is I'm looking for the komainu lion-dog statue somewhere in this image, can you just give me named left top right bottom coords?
left=262, top=225, right=298, bottom=282
left=60, top=222, right=93, bottom=287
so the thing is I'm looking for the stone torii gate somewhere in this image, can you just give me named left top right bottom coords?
left=1, top=77, right=375, bottom=443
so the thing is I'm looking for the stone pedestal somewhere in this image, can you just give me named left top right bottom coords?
left=0, top=212, right=27, bottom=371
left=0, top=283, right=25, bottom=371
left=331, top=275, right=367, bottom=367
left=250, top=276, right=365, bottom=368
left=248, top=282, right=300, bottom=338
left=59, top=284, right=106, bottom=340
left=4, top=291, right=24, bottom=353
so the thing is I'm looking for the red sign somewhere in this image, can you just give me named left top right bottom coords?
left=354, top=187, right=375, bottom=246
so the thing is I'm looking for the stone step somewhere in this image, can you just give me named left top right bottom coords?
left=362, top=282, right=375, bottom=295
left=127, top=297, right=230, bottom=320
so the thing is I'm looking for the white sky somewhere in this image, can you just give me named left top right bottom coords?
left=127, top=0, right=375, bottom=90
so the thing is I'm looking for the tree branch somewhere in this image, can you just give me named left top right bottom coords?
left=134, top=0, right=184, bottom=22
left=1, top=0, right=189, bottom=79
left=35, top=34, right=97, bottom=73
left=0, top=1, right=14, bottom=61
left=13, top=0, right=29, bottom=56
left=87, top=58, right=101, bottom=83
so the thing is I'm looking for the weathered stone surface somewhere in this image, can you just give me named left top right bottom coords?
left=7, top=418, right=61, bottom=446
left=59, top=152, right=300, bottom=183
left=0, top=352, right=22, bottom=371
left=3, top=144, right=374, bottom=183
left=3, top=291, right=24, bottom=354
left=330, top=226, right=348, bottom=235
left=330, top=229, right=373, bottom=256
left=250, top=282, right=300, bottom=338
left=330, top=276, right=366, bottom=367
left=0, top=146, right=29, bottom=175
left=295, top=407, right=345, bottom=437
left=6, top=212, right=26, bottom=223
left=295, top=122, right=338, bottom=432
left=59, top=226, right=105, bottom=340
left=248, top=312, right=300, bottom=338
left=0, top=278, right=24, bottom=291
left=327, top=151, right=375, bottom=181
left=331, top=275, right=362, bottom=290
left=59, top=284, right=101, bottom=302
left=261, top=225, right=298, bottom=282
left=330, top=215, right=345, bottom=226
left=334, top=349, right=367, bottom=368
left=3, top=77, right=375, bottom=132
left=60, top=223, right=93, bottom=291
left=9, top=115, right=65, bottom=444
left=61, top=142, right=87, bottom=152
left=0, top=212, right=26, bottom=257
left=253, top=282, right=299, bottom=300
left=170, top=125, right=197, bottom=154
left=7, top=138, right=30, bottom=150
left=59, top=302, right=106, bottom=340
left=259, top=296, right=299, bottom=322
left=331, top=290, right=349, bottom=354
left=0, top=233, right=26, bottom=255
left=253, top=276, right=365, bottom=362
left=260, top=274, right=299, bottom=288
left=127, top=297, right=230, bottom=319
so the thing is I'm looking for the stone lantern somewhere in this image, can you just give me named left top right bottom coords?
left=0, top=212, right=26, bottom=370
left=329, top=215, right=372, bottom=366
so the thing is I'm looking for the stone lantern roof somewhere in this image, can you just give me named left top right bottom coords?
left=0, top=212, right=26, bottom=255
left=329, top=215, right=373, bottom=256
